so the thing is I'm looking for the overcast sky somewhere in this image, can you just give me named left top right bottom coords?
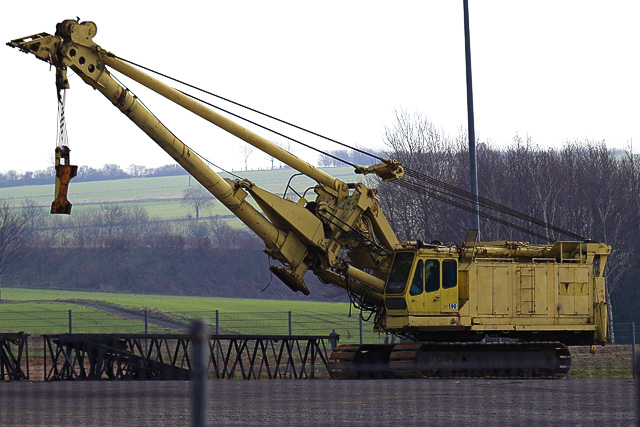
left=2, top=1, right=638, bottom=174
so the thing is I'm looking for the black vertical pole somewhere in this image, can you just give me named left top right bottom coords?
left=144, top=309, right=149, bottom=356
left=463, top=0, right=480, bottom=234
left=191, top=319, right=209, bottom=427
left=632, top=322, right=636, bottom=379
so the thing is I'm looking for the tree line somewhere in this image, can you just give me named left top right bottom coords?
left=11, top=203, right=260, bottom=251
left=0, top=163, right=188, bottom=188
left=317, top=148, right=386, bottom=167
left=0, top=202, right=340, bottom=300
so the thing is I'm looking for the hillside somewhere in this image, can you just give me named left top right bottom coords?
left=3, top=247, right=347, bottom=302
left=0, top=166, right=356, bottom=221
left=0, top=166, right=358, bottom=301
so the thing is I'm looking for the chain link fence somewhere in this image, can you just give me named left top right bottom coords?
left=0, top=308, right=387, bottom=344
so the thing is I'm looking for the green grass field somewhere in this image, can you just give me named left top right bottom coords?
left=2, top=287, right=350, bottom=313
left=0, top=288, right=383, bottom=341
left=0, top=166, right=356, bottom=222
left=0, top=300, right=170, bottom=334
left=0, top=288, right=632, bottom=377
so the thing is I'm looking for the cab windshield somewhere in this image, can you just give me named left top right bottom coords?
left=385, top=252, right=415, bottom=294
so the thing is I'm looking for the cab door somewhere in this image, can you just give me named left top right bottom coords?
left=416, top=258, right=458, bottom=314
left=440, top=259, right=458, bottom=313
left=420, top=259, right=441, bottom=313
left=405, top=259, right=424, bottom=313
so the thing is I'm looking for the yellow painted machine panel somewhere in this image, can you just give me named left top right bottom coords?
left=477, top=266, right=493, bottom=315
left=477, top=266, right=509, bottom=315
left=516, top=266, right=548, bottom=315
left=557, top=265, right=590, bottom=315
left=492, top=267, right=510, bottom=315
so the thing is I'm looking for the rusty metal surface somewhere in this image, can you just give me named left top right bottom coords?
left=50, top=145, right=77, bottom=215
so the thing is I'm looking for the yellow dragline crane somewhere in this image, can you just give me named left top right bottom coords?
left=9, top=20, right=611, bottom=379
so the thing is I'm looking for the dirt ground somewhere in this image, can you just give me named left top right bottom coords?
left=570, top=345, right=635, bottom=377
left=21, top=343, right=635, bottom=381
left=0, top=379, right=635, bottom=426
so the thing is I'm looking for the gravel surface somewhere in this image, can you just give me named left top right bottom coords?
left=0, top=379, right=636, bottom=426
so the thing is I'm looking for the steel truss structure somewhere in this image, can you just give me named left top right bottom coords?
left=43, top=334, right=334, bottom=380
left=0, top=333, right=29, bottom=381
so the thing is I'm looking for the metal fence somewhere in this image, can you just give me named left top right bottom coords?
left=0, top=309, right=637, bottom=348
left=0, top=309, right=387, bottom=344
left=611, top=322, right=638, bottom=344
left=612, top=322, right=638, bottom=378
left=0, top=310, right=636, bottom=378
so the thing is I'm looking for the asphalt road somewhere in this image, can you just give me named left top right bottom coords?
left=0, top=379, right=636, bottom=426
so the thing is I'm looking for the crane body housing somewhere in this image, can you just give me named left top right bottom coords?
left=382, top=240, right=610, bottom=345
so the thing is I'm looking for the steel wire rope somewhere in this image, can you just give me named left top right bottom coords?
left=110, top=72, right=245, bottom=181
left=110, top=55, right=585, bottom=241
left=112, top=54, right=385, bottom=163
left=174, top=89, right=573, bottom=242
left=175, top=90, right=358, bottom=169
left=56, top=88, right=68, bottom=148
left=175, top=81, right=579, bottom=242
left=395, top=179, right=553, bottom=242
left=404, top=169, right=585, bottom=240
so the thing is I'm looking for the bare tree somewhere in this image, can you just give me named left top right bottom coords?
left=20, top=199, right=47, bottom=245
left=241, top=144, right=255, bottom=171
left=378, top=109, right=466, bottom=242
left=0, top=202, right=31, bottom=300
left=97, top=204, right=127, bottom=240
left=181, top=186, right=214, bottom=220
left=69, top=210, right=99, bottom=248
left=127, top=164, right=148, bottom=177
left=318, top=150, right=349, bottom=167
left=266, top=141, right=295, bottom=169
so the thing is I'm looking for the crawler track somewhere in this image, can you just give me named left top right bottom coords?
left=330, top=341, right=571, bottom=379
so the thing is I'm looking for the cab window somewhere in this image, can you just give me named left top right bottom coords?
left=424, top=259, right=440, bottom=292
left=409, top=260, right=423, bottom=296
left=442, top=259, right=457, bottom=289
left=385, top=252, right=415, bottom=294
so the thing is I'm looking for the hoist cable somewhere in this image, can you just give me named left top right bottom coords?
left=109, top=55, right=585, bottom=241
left=110, top=72, right=245, bottom=181
left=403, top=169, right=585, bottom=240
left=56, top=88, right=68, bottom=147
left=395, top=179, right=554, bottom=243
left=175, top=89, right=358, bottom=169
left=113, top=54, right=384, bottom=162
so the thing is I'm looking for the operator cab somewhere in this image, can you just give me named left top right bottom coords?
left=384, top=248, right=459, bottom=315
